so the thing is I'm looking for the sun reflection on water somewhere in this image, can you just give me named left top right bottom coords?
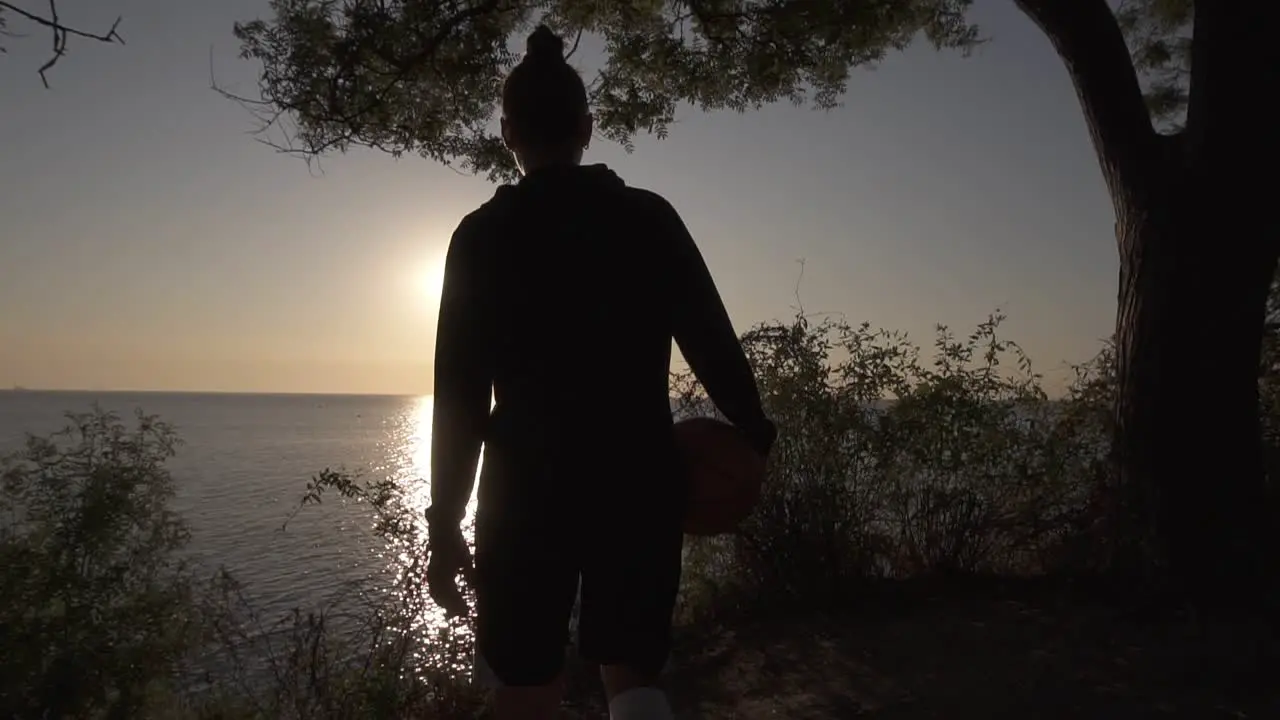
left=403, top=395, right=481, bottom=531
left=370, top=395, right=481, bottom=680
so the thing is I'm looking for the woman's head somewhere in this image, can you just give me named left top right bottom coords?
left=501, top=25, right=592, bottom=172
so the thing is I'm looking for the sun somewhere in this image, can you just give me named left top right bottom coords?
left=421, top=258, right=447, bottom=306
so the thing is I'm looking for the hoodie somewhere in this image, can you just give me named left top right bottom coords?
left=428, top=163, right=773, bottom=526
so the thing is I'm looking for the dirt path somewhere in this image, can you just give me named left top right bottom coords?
left=625, top=586, right=1279, bottom=719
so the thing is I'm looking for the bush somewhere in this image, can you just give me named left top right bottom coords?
left=6, top=297, right=1278, bottom=718
left=0, top=409, right=201, bottom=719
left=674, top=312, right=1117, bottom=614
left=0, top=412, right=481, bottom=720
left=180, top=468, right=483, bottom=720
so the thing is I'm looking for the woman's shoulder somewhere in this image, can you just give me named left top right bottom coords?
left=471, top=184, right=518, bottom=218
left=619, top=183, right=669, bottom=206
left=453, top=186, right=518, bottom=235
left=618, top=186, right=684, bottom=224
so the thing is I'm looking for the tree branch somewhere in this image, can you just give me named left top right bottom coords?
left=0, top=0, right=124, bottom=87
left=1014, top=0, right=1163, bottom=210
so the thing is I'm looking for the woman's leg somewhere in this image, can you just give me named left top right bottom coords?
left=578, top=498, right=684, bottom=720
left=473, top=510, right=580, bottom=720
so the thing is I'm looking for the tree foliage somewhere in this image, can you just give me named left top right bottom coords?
left=1113, top=0, right=1191, bottom=129
left=230, top=0, right=1200, bottom=181
left=229, top=0, right=979, bottom=181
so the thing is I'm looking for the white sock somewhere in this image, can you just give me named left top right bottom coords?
left=608, top=687, right=674, bottom=720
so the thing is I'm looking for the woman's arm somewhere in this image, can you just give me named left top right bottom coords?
left=428, top=217, right=492, bottom=529
left=661, top=199, right=776, bottom=455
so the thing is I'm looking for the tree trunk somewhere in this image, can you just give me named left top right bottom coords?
left=1113, top=176, right=1278, bottom=607
left=1015, top=0, right=1280, bottom=609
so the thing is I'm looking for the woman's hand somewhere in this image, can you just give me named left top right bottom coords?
left=426, top=520, right=473, bottom=618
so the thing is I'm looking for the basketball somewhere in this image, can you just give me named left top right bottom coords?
left=675, top=416, right=766, bottom=536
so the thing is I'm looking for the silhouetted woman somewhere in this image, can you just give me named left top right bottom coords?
left=426, top=25, right=776, bottom=720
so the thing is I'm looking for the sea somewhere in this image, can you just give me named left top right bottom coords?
left=0, top=390, right=455, bottom=629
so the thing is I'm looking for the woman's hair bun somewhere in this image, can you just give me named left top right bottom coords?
left=525, top=25, right=565, bottom=63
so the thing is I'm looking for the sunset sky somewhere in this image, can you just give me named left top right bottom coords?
left=0, top=0, right=1118, bottom=395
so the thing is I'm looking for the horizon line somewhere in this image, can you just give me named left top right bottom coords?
left=2, top=387, right=426, bottom=398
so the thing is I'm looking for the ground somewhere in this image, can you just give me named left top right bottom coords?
left=556, top=579, right=1279, bottom=719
